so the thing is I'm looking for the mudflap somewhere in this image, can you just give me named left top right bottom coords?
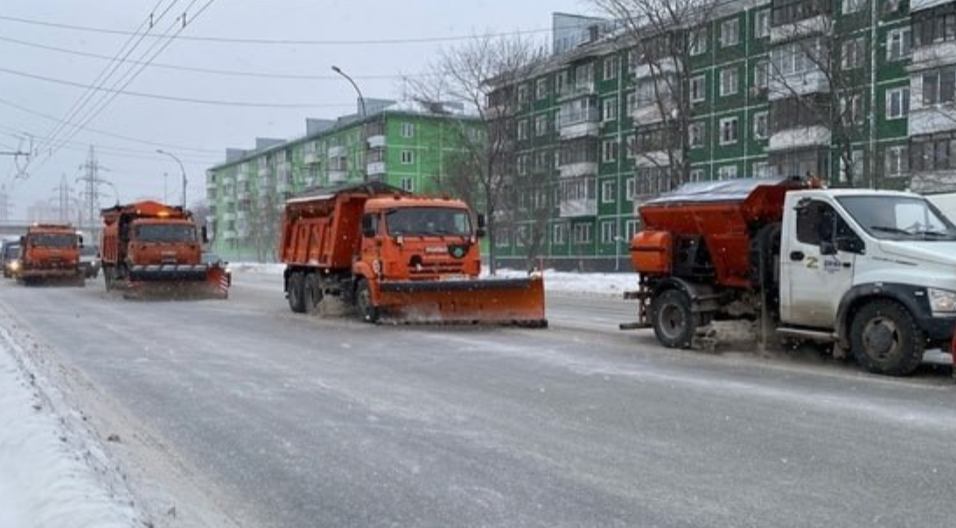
left=376, top=275, right=547, bottom=327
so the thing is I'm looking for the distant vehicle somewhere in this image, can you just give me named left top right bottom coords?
left=18, top=224, right=84, bottom=286
left=2, top=240, right=22, bottom=279
left=79, top=245, right=101, bottom=279
left=201, top=252, right=231, bottom=287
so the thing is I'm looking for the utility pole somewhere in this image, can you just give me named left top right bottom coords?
left=55, top=174, right=74, bottom=223
left=0, top=184, right=11, bottom=223
left=76, top=146, right=110, bottom=238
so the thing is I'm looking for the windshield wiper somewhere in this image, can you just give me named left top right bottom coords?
left=870, top=225, right=914, bottom=236
left=912, top=230, right=956, bottom=240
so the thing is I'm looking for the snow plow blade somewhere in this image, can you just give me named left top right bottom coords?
left=377, top=275, right=547, bottom=326
left=121, top=265, right=229, bottom=300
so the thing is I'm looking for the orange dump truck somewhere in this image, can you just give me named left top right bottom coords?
left=280, top=182, right=546, bottom=325
left=18, top=223, right=84, bottom=285
left=100, top=201, right=228, bottom=298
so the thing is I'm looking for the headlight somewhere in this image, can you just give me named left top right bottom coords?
left=928, top=288, right=956, bottom=314
left=9, top=261, right=20, bottom=271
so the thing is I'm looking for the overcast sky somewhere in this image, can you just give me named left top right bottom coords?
left=0, top=0, right=592, bottom=221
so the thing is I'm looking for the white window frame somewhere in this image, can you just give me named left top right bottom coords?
left=719, top=116, right=739, bottom=145
left=400, top=122, right=414, bottom=138
left=717, top=165, right=738, bottom=180
left=721, top=18, right=740, bottom=47
left=689, top=122, right=705, bottom=148
left=573, top=223, right=592, bottom=244
left=755, top=9, right=770, bottom=39
left=625, top=177, right=636, bottom=199
left=753, top=111, right=769, bottom=140
left=843, top=0, right=864, bottom=14
left=400, top=150, right=414, bottom=164
left=601, top=180, right=616, bottom=203
left=603, top=56, right=618, bottom=81
left=753, top=161, right=771, bottom=178
left=690, top=75, right=707, bottom=103
left=602, top=139, right=618, bottom=163
left=625, top=219, right=640, bottom=241
left=690, top=26, right=708, bottom=56
left=602, top=97, right=618, bottom=122
left=887, top=27, right=912, bottom=61
left=517, top=119, right=529, bottom=141
left=886, top=86, right=910, bottom=119
left=400, top=177, right=414, bottom=192
left=719, top=67, right=738, bottom=97
left=535, top=114, right=548, bottom=136
left=885, top=145, right=909, bottom=176
left=689, top=168, right=704, bottom=183
left=755, top=60, right=769, bottom=90
left=600, top=221, right=617, bottom=244
left=552, top=223, right=566, bottom=245
left=841, top=37, right=865, bottom=70
left=536, top=77, right=548, bottom=100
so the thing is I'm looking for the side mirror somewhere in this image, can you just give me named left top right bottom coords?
left=361, top=215, right=376, bottom=238
left=819, top=240, right=837, bottom=256
left=836, top=236, right=865, bottom=254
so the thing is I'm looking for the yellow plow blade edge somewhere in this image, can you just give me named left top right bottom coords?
left=377, top=275, right=547, bottom=327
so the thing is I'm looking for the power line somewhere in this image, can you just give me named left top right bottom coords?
left=0, top=13, right=551, bottom=45
left=0, top=64, right=349, bottom=108
left=0, top=96, right=221, bottom=154
left=0, top=34, right=432, bottom=81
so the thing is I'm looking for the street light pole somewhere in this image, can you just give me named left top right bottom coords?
left=156, top=149, right=187, bottom=208
left=331, top=65, right=367, bottom=119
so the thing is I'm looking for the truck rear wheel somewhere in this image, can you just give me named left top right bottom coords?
left=355, top=279, right=379, bottom=323
left=651, top=289, right=696, bottom=349
left=304, top=273, right=323, bottom=314
left=850, top=300, right=924, bottom=376
left=288, top=272, right=306, bottom=313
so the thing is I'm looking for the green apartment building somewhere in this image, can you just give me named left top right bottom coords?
left=494, top=3, right=925, bottom=271
left=205, top=103, right=480, bottom=260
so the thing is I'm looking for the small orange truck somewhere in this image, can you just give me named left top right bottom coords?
left=280, top=182, right=546, bottom=325
left=17, top=224, right=84, bottom=286
left=100, top=200, right=228, bottom=298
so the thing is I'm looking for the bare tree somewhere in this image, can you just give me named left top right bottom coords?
left=408, top=34, right=547, bottom=273
left=592, top=0, right=719, bottom=195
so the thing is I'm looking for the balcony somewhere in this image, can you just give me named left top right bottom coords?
left=768, top=69, right=830, bottom=100
left=367, top=135, right=386, bottom=149
left=559, top=82, right=595, bottom=101
left=559, top=109, right=600, bottom=140
left=770, top=14, right=829, bottom=45
left=911, top=41, right=956, bottom=72
left=367, top=162, right=386, bottom=175
left=328, top=145, right=347, bottom=158
left=909, top=105, right=956, bottom=136
left=328, top=170, right=348, bottom=183
left=912, top=0, right=947, bottom=12
left=632, top=57, right=678, bottom=80
left=236, top=169, right=249, bottom=184
left=559, top=198, right=597, bottom=218
left=768, top=125, right=831, bottom=152
left=558, top=161, right=598, bottom=178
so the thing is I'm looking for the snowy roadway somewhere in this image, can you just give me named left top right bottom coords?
left=2, top=268, right=956, bottom=528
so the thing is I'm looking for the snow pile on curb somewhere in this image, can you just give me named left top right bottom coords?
left=0, top=324, right=142, bottom=528
left=233, top=262, right=637, bottom=297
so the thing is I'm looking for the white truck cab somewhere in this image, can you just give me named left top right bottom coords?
left=777, top=189, right=956, bottom=374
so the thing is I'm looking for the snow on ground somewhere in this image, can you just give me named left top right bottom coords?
left=0, top=322, right=142, bottom=528
left=232, top=262, right=639, bottom=297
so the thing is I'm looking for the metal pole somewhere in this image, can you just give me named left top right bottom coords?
left=157, top=149, right=187, bottom=208
left=331, top=65, right=367, bottom=119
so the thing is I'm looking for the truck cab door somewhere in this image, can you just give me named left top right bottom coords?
left=780, top=199, right=863, bottom=328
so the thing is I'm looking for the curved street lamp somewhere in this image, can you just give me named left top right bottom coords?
left=331, top=65, right=367, bottom=119
left=156, top=149, right=187, bottom=208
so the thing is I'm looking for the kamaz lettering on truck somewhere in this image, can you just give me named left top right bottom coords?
left=623, top=177, right=956, bottom=376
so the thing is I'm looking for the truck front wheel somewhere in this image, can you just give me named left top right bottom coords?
left=850, top=300, right=924, bottom=376
left=355, top=279, right=379, bottom=323
left=651, top=289, right=696, bottom=349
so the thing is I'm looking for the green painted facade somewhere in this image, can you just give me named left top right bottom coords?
left=495, top=0, right=923, bottom=271
left=205, top=109, right=480, bottom=261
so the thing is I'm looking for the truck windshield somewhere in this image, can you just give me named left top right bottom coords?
left=29, top=234, right=76, bottom=247
left=386, top=207, right=472, bottom=237
left=837, top=196, right=956, bottom=241
left=134, top=224, right=197, bottom=242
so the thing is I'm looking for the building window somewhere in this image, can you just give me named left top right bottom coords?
left=517, top=154, right=528, bottom=176
left=771, top=38, right=825, bottom=76
left=721, top=18, right=739, bottom=47
left=536, top=77, right=548, bottom=100
left=625, top=219, right=640, bottom=240
left=535, top=114, right=548, bottom=136
left=755, top=9, right=771, bottom=38
left=602, top=139, right=619, bottom=163
left=602, top=180, right=616, bottom=203
left=552, top=223, right=566, bottom=244
left=922, top=66, right=956, bottom=105
left=719, top=117, right=739, bottom=145
left=843, top=0, right=864, bottom=14
left=626, top=177, right=636, bottom=198
left=602, top=97, right=618, bottom=122
left=841, top=37, right=865, bottom=69
left=626, top=91, right=637, bottom=115
left=720, top=67, right=739, bottom=96
left=755, top=60, right=769, bottom=90
left=601, top=221, right=617, bottom=244
left=690, top=75, right=706, bottom=103
left=517, top=84, right=529, bottom=104
left=841, top=93, right=865, bottom=125
left=400, top=122, right=415, bottom=138
left=753, top=111, right=769, bottom=140
left=496, top=230, right=511, bottom=247
left=914, top=6, right=956, bottom=47
left=910, top=133, right=956, bottom=171
left=603, top=56, right=618, bottom=81
left=573, top=223, right=592, bottom=244
left=400, top=150, right=414, bottom=164
left=625, top=135, right=637, bottom=160
left=753, top=161, right=771, bottom=178
left=518, top=120, right=529, bottom=140
left=690, top=26, right=708, bottom=55
left=689, top=168, right=704, bottom=182
left=689, top=122, right=705, bottom=148
left=887, top=27, right=912, bottom=61
left=400, top=177, right=414, bottom=192
left=887, top=87, right=910, bottom=119
left=556, top=71, right=569, bottom=96
left=885, top=145, right=909, bottom=176
left=718, top=165, right=738, bottom=180
left=840, top=150, right=864, bottom=183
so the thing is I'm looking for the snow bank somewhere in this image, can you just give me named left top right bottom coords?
left=233, top=263, right=637, bottom=297
left=0, top=325, right=141, bottom=528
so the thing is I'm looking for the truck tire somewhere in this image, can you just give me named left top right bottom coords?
left=850, top=300, right=924, bottom=376
left=355, top=279, right=379, bottom=323
left=651, top=288, right=696, bottom=349
left=304, top=273, right=323, bottom=314
left=288, top=272, right=306, bottom=313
